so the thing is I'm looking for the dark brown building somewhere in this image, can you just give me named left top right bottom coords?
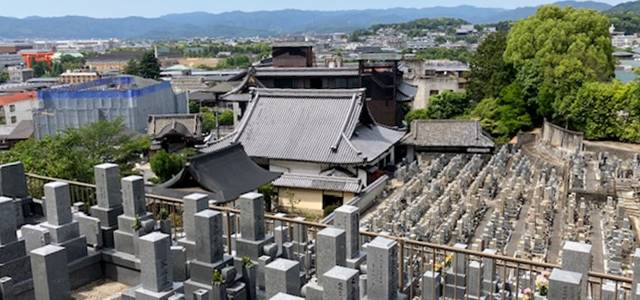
left=0, top=44, right=33, bottom=55
left=271, top=42, right=314, bottom=68
left=222, top=45, right=416, bottom=127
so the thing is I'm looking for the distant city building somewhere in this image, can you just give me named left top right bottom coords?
left=0, top=54, right=24, bottom=71
left=86, top=51, right=145, bottom=73
left=0, top=43, right=33, bottom=55
left=0, top=92, right=38, bottom=148
left=223, top=44, right=416, bottom=126
left=0, top=91, right=38, bottom=125
left=19, top=50, right=54, bottom=68
left=456, top=24, right=477, bottom=35
left=59, top=70, right=101, bottom=85
left=612, top=34, right=640, bottom=49
left=34, top=75, right=188, bottom=138
left=6, top=66, right=33, bottom=83
left=403, top=59, right=470, bottom=109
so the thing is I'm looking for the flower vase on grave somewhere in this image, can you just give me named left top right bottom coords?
left=157, top=208, right=172, bottom=236
left=534, top=292, right=548, bottom=300
left=211, top=269, right=228, bottom=300
left=241, top=258, right=257, bottom=300
left=159, top=219, right=172, bottom=236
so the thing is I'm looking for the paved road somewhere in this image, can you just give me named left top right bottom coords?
left=505, top=201, right=531, bottom=256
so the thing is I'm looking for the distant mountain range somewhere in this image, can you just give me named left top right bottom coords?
left=609, top=1, right=640, bottom=13
left=0, top=1, right=617, bottom=39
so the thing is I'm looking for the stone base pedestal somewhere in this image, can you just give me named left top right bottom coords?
left=100, top=226, right=117, bottom=249
left=227, top=282, right=247, bottom=299
left=90, top=205, right=123, bottom=228
left=346, top=252, right=367, bottom=270
left=445, top=272, right=466, bottom=286
left=187, top=255, right=234, bottom=285
left=0, top=254, right=31, bottom=283
left=102, top=249, right=142, bottom=286
left=177, top=238, right=196, bottom=261
left=236, top=235, right=274, bottom=260
left=56, top=235, right=89, bottom=262
left=114, top=214, right=153, bottom=256
left=303, top=278, right=323, bottom=300
left=121, top=282, right=184, bottom=300
left=443, top=284, right=466, bottom=300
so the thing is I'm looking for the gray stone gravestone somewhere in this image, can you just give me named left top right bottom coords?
left=40, top=182, right=88, bottom=262
left=367, top=237, right=403, bottom=300
left=270, top=293, right=305, bottom=300
left=30, top=245, right=70, bottom=300
left=0, top=162, right=30, bottom=226
left=334, top=205, right=366, bottom=269
left=184, top=210, right=233, bottom=300
left=265, top=258, right=301, bottom=299
left=323, top=266, right=359, bottom=300
left=422, top=271, right=441, bottom=300
left=548, top=268, right=582, bottom=300
left=0, top=197, right=31, bottom=283
left=89, top=163, right=123, bottom=248
left=178, top=193, right=209, bottom=260
left=316, top=227, right=346, bottom=285
left=114, top=176, right=154, bottom=256
left=236, top=193, right=274, bottom=261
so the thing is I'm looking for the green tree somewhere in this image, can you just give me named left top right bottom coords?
left=404, top=109, right=429, bottom=126
left=504, top=6, right=615, bottom=122
left=138, top=51, right=161, bottom=79
left=49, top=55, right=87, bottom=76
left=468, top=31, right=515, bottom=103
left=425, top=91, right=470, bottom=119
left=32, top=61, right=49, bottom=78
left=566, top=81, right=640, bottom=142
left=150, top=150, right=185, bottom=182
left=0, top=71, right=8, bottom=83
left=470, top=82, right=533, bottom=143
left=188, top=100, right=201, bottom=114
left=123, top=59, right=140, bottom=76
left=0, top=119, right=150, bottom=182
left=219, top=110, right=234, bottom=126
left=609, top=12, right=640, bottom=34
left=201, top=110, right=217, bottom=133
left=216, top=55, right=252, bottom=70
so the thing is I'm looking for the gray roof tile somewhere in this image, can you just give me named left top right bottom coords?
left=203, top=88, right=403, bottom=165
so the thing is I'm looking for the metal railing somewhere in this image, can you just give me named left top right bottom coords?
left=25, top=173, right=634, bottom=299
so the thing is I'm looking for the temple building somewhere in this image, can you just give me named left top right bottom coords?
left=202, top=88, right=405, bottom=217
left=403, top=119, right=495, bottom=160
left=147, top=114, right=203, bottom=152
left=220, top=43, right=417, bottom=127
left=151, top=143, right=281, bottom=203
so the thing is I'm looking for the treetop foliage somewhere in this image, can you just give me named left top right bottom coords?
left=0, top=119, right=150, bottom=182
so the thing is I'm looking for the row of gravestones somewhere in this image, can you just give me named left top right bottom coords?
left=1, top=160, right=639, bottom=300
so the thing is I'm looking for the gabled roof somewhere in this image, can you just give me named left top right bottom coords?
left=397, top=81, right=418, bottom=102
left=255, top=67, right=360, bottom=77
left=147, top=114, right=202, bottom=140
left=152, top=143, right=281, bottom=203
left=202, top=88, right=404, bottom=165
left=402, top=120, right=494, bottom=149
left=273, top=173, right=363, bottom=193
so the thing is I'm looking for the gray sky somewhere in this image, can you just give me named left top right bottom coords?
left=1, top=0, right=628, bottom=18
